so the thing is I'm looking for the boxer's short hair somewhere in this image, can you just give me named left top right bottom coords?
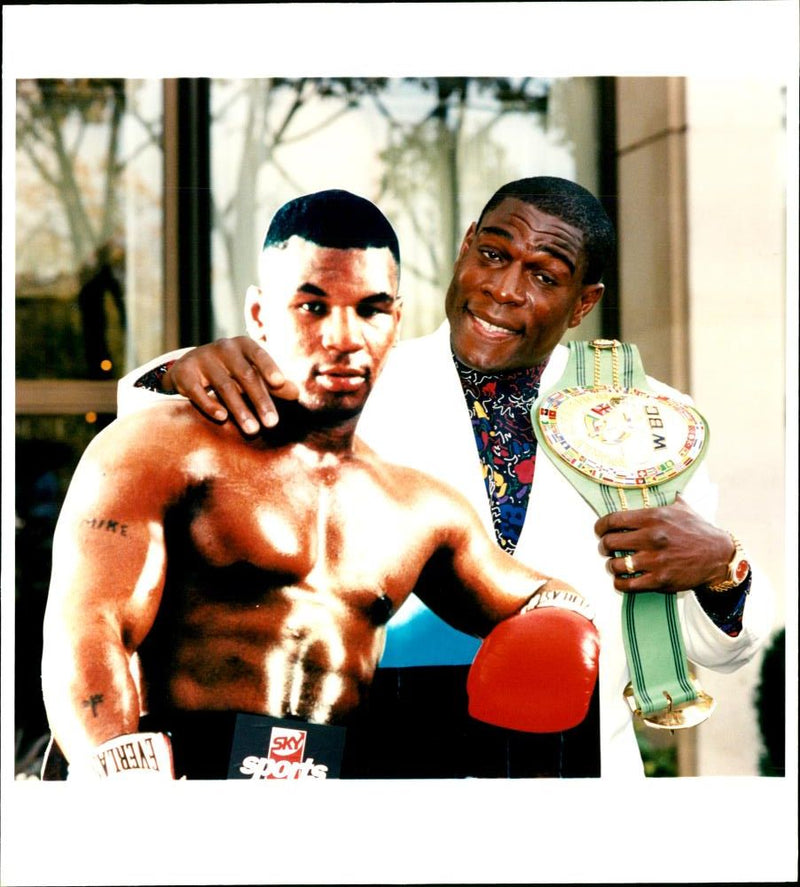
left=477, top=177, right=615, bottom=284
left=263, top=189, right=400, bottom=267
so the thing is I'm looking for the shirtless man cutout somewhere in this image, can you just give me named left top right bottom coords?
left=41, top=190, right=597, bottom=780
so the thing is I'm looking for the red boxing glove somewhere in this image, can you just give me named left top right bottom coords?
left=467, top=597, right=600, bottom=733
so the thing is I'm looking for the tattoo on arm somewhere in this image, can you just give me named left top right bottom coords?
left=82, top=694, right=104, bottom=717
left=81, top=518, right=129, bottom=536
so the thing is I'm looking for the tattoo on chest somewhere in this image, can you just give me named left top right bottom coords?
left=82, top=694, right=104, bottom=717
left=82, top=517, right=129, bottom=536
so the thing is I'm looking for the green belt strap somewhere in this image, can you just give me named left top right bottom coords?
left=532, top=339, right=710, bottom=721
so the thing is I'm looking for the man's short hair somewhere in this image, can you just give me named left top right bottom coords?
left=477, top=177, right=615, bottom=284
left=263, top=189, right=400, bottom=267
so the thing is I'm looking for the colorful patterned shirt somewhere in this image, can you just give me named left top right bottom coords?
left=454, top=354, right=546, bottom=554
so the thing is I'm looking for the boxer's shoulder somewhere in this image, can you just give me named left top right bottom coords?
left=96, top=397, right=197, bottom=446
left=121, top=397, right=245, bottom=450
left=80, top=400, right=227, bottom=492
left=362, top=453, right=479, bottom=528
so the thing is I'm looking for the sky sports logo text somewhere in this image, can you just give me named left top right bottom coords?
left=238, top=725, right=329, bottom=779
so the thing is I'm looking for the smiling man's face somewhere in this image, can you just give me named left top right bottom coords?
left=444, top=198, right=603, bottom=373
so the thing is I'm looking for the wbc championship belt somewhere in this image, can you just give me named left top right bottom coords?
left=532, top=339, right=715, bottom=729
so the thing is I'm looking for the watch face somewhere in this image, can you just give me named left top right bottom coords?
left=535, top=386, right=708, bottom=488
left=733, top=557, right=750, bottom=583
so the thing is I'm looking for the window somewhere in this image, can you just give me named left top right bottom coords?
left=14, top=79, right=164, bottom=777
left=208, top=77, right=608, bottom=342
left=12, top=76, right=614, bottom=778
left=15, top=79, right=165, bottom=387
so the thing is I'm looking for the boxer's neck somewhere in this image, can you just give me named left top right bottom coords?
left=262, top=398, right=361, bottom=454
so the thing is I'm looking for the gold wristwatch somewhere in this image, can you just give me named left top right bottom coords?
left=706, top=533, right=750, bottom=591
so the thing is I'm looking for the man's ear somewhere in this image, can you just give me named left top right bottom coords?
left=392, top=297, right=404, bottom=345
left=456, top=223, right=477, bottom=263
left=244, top=285, right=266, bottom=342
left=569, top=283, right=604, bottom=329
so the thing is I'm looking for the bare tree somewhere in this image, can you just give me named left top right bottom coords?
left=209, top=77, right=549, bottom=336
left=16, top=79, right=158, bottom=273
left=16, top=79, right=161, bottom=377
left=211, top=78, right=389, bottom=313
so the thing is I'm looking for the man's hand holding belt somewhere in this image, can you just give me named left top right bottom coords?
left=596, top=494, right=744, bottom=593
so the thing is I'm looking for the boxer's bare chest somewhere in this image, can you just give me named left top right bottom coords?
left=166, top=440, right=433, bottom=614
left=145, top=437, right=446, bottom=721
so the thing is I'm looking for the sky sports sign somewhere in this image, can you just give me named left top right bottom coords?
left=227, top=714, right=346, bottom=780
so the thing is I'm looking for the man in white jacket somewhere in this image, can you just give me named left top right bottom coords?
left=118, top=177, right=775, bottom=778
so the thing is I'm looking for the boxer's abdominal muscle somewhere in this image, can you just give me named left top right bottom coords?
left=162, top=586, right=387, bottom=724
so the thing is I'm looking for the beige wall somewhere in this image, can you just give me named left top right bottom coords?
left=615, top=77, right=787, bottom=775
left=616, top=78, right=691, bottom=390
left=685, top=79, right=786, bottom=776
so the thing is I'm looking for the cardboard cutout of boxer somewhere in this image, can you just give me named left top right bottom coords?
left=41, top=190, right=598, bottom=780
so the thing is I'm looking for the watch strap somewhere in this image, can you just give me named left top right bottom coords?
left=705, top=532, right=749, bottom=591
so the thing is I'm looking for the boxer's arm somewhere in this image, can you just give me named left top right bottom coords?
left=414, top=487, right=590, bottom=637
left=41, top=416, right=171, bottom=769
left=413, top=482, right=599, bottom=733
